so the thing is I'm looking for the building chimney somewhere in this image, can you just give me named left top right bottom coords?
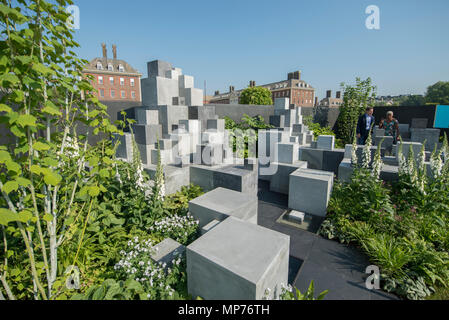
left=101, top=43, right=107, bottom=60
left=112, top=44, right=117, bottom=60
left=326, top=90, right=332, bottom=98
left=214, top=90, right=220, bottom=96
left=249, top=80, right=256, bottom=87
left=336, top=91, right=341, bottom=99
left=288, top=71, right=301, bottom=80
left=229, top=86, right=234, bottom=92
left=315, top=97, right=318, bottom=106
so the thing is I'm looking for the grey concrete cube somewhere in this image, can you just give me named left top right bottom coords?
left=269, top=115, right=285, bottom=128
left=288, top=168, right=334, bottom=217
left=316, top=135, right=335, bottom=150
left=187, top=217, right=289, bottom=300
left=411, top=118, right=428, bottom=129
left=194, top=144, right=223, bottom=166
left=396, top=141, right=424, bottom=160
left=274, top=98, right=290, bottom=110
left=188, top=187, right=258, bottom=228
left=269, top=161, right=308, bottom=194
left=277, top=143, right=299, bottom=164
left=132, top=124, right=162, bottom=146
left=207, top=119, right=225, bottom=132
left=410, top=128, right=440, bottom=151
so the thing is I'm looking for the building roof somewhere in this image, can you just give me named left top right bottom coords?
left=211, top=78, right=314, bottom=101
left=83, top=57, right=142, bottom=76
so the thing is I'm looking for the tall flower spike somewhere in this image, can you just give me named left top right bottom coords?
left=372, top=138, right=383, bottom=179
left=361, top=123, right=373, bottom=169
left=129, top=125, right=145, bottom=191
left=430, top=143, right=443, bottom=179
left=398, top=139, right=407, bottom=177
left=442, top=133, right=448, bottom=164
left=153, top=138, right=165, bottom=201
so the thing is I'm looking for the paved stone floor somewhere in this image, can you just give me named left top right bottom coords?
left=257, top=180, right=399, bottom=300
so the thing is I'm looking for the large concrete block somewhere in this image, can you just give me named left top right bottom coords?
left=187, top=217, right=289, bottom=300
left=269, top=115, right=285, bottom=128
left=410, top=128, right=440, bottom=151
left=113, top=133, right=133, bottom=161
left=194, top=144, right=223, bottom=166
left=190, top=164, right=258, bottom=195
left=135, top=108, right=159, bottom=125
left=396, top=141, right=424, bottom=160
left=292, top=124, right=307, bottom=135
left=299, top=147, right=344, bottom=174
left=179, top=75, right=194, bottom=89
left=288, top=168, right=334, bottom=217
left=207, top=119, right=225, bottom=132
left=269, top=161, right=308, bottom=194
left=274, top=109, right=297, bottom=127
left=137, top=143, right=155, bottom=165
left=374, top=136, right=394, bottom=152
left=188, top=187, right=258, bottom=228
left=147, top=60, right=173, bottom=78
left=411, top=118, right=428, bottom=129
left=277, top=143, right=299, bottom=164
left=132, top=124, right=162, bottom=146
left=374, top=128, right=385, bottom=137
left=180, top=87, right=203, bottom=106
left=151, top=148, right=173, bottom=165
left=316, top=135, right=335, bottom=150
left=141, top=77, right=179, bottom=107
left=274, top=98, right=290, bottom=110
left=144, top=164, right=190, bottom=195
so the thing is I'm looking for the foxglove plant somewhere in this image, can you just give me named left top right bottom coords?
left=129, top=129, right=146, bottom=191
left=430, top=145, right=443, bottom=178
left=397, top=142, right=408, bottom=177
left=371, top=139, right=383, bottom=179
left=153, top=141, right=165, bottom=201
left=361, top=125, right=373, bottom=169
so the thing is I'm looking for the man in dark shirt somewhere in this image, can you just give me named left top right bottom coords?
left=356, top=107, right=375, bottom=145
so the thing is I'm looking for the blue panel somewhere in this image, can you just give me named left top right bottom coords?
left=434, top=105, right=449, bottom=128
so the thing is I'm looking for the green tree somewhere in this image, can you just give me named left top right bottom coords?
left=336, top=77, right=377, bottom=145
left=401, top=95, right=426, bottom=106
left=425, top=81, right=449, bottom=105
left=239, top=87, right=273, bottom=105
left=0, top=0, right=120, bottom=299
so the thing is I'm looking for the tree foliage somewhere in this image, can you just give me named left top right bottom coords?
left=239, top=87, right=273, bottom=105
left=425, top=81, right=449, bottom=105
left=336, top=77, right=377, bottom=145
left=0, top=0, right=121, bottom=300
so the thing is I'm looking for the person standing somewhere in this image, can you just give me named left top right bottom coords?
left=379, top=111, right=400, bottom=144
left=356, top=107, right=375, bottom=145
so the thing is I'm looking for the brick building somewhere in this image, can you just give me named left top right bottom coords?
left=318, top=90, right=343, bottom=107
left=209, top=71, right=315, bottom=107
left=82, top=44, right=142, bottom=102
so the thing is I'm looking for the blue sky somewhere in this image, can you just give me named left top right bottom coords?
left=72, top=0, right=449, bottom=99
